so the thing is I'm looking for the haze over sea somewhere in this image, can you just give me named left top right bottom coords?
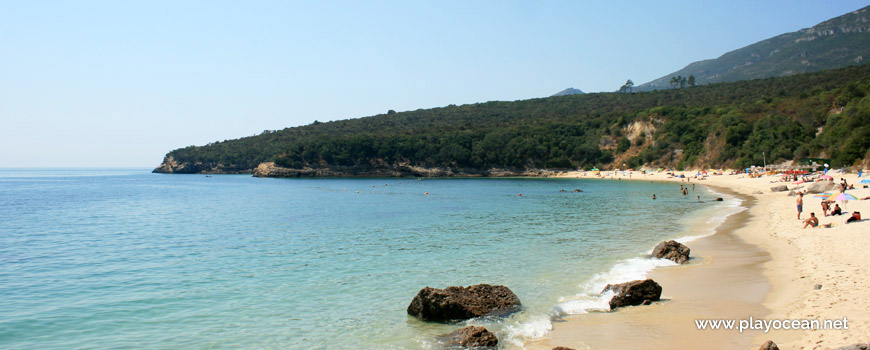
left=0, top=169, right=740, bottom=349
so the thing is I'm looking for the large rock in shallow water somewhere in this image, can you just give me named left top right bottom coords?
left=441, top=326, right=498, bottom=348
left=407, top=284, right=521, bottom=322
left=651, top=240, right=691, bottom=264
left=602, top=279, right=662, bottom=309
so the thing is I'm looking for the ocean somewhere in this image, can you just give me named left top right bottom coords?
left=0, top=169, right=741, bottom=349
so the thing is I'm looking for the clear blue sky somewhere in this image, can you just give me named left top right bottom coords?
left=1, top=0, right=867, bottom=167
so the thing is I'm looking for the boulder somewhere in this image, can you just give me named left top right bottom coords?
left=407, top=284, right=521, bottom=322
left=441, top=326, right=498, bottom=348
left=716, top=197, right=724, bottom=201
left=805, top=181, right=838, bottom=194
left=770, top=185, right=789, bottom=192
left=601, top=279, right=662, bottom=309
left=759, top=340, right=779, bottom=350
left=651, top=240, right=691, bottom=264
left=833, top=344, right=870, bottom=350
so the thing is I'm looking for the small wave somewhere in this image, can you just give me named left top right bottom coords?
left=503, top=314, right=554, bottom=348
left=672, top=190, right=745, bottom=244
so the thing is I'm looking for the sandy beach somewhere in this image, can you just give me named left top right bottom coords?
left=531, top=170, right=870, bottom=350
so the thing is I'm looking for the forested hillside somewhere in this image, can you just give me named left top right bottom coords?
left=155, top=64, right=870, bottom=175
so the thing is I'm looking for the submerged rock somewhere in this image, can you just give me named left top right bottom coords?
left=602, top=279, right=662, bottom=309
left=651, top=240, right=691, bottom=264
left=759, top=340, right=780, bottom=350
left=441, top=326, right=498, bottom=348
left=407, top=284, right=521, bottom=322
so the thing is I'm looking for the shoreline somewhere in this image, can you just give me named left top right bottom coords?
left=530, top=171, right=870, bottom=350
left=525, top=184, right=770, bottom=349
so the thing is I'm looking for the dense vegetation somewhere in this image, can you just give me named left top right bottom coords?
left=636, top=6, right=870, bottom=91
left=161, top=64, right=870, bottom=174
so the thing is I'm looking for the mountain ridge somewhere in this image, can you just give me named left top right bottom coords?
left=636, top=6, right=870, bottom=91
left=551, top=88, right=585, bottom=97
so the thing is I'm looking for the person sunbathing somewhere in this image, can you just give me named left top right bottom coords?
left=846, top=211, right=861, bottom=224
left=831, top=204, right=843, bottom=216
left=803, top=213, right=819, bottom=229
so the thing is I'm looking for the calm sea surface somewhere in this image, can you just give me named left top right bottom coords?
left=0, top=169, right=739, bottom=349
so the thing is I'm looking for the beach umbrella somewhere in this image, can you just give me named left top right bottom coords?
left=861, top=179, right=870, bottom=184
left=813, top=192, right=833, bottom=199
left=832, top=193, right=857, bottom=202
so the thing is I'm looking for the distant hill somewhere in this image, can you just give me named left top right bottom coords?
left=551, top=88, right=585, bottom=96
left=636, top=6, right=870, bottom=91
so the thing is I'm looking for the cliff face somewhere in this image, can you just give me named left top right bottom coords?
left=152, top=156, right=253, bottom=174
left=252, top=162, right=562, bottom=178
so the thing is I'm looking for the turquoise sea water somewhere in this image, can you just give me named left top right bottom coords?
left=0, top=169, right=740, bottom=349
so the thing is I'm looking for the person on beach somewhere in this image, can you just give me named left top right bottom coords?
left=821, top=200, right=830, bottom=216
left=796, top=192, right=804, bottom=220
left=697, top=195, right=701, bottom=202
left=831, top=204, right=842, bottom=216
left=802, top=212, right=819, bottom=229
left=652, top=194, right=656, bottom=200
left=846, top=211, right=861, bottom=223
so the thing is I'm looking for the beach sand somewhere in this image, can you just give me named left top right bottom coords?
left=532, top=170, right=870, bottom=350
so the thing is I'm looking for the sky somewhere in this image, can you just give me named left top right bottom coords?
left=1, top=0, right=867, bottom=167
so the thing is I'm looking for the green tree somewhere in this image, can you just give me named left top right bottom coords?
left=688, top=75, right=696, bottom=87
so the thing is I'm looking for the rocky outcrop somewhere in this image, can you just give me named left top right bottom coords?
left=770, top=185, right=789, bottom=192
left=253, top=161, right=563, bottom=178
left=407, top=284, right=521, bottom=322
left=441, top=326, right=498, bottom=348
left=651, top=240, right=691, bottom=264
left=759, top=340, right=779, bottom=350
left=833, top=344, right=870, bottom=350
left=152, top=155, right=251, bottom=174
left=805, top=180, right=838, bottom=193
left=602, top=279, right=662, bottom=309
